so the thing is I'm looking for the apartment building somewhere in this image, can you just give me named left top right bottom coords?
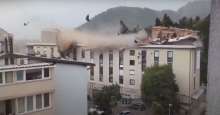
left=0, top=29, right=93, bottom=115
left=27, top=27, right=202, bottom=103
left=75, top=43, right=201, bottom=103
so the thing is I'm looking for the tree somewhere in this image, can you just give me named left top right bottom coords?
left=141, top=65, right=179, bottom=115
left=162, top=14, right=173, bottom=27
left=155, top=17, right=161, bottom=26
left=93, top=84, right=121, bottom=114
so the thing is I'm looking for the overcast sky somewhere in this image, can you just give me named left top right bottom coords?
left=0, top=0, right=196, bottom=39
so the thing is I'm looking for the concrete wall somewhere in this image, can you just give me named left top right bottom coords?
left=54, top=64, right=88, bottom=115
left=207, top=0, right=220, bottom=114
left=0, top=79, right=55, bottom=101
left=32, top=45, right=60, bottom=58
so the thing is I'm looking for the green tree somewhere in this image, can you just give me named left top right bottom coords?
left=155, top=17, right=161, bottom=26
left=141, top=65, right=179, bottom=115
left=162, top=14, right=173, bottom=27
left=93, top=84, right=121, bottom=114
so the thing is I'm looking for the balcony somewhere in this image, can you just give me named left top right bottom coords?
left=0, top=63, right=55, bottom=100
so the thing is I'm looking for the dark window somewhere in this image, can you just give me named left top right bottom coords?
left=109, top=50, right=113, bottom=65
left=36, top=94, right=42, bottom=109
left=99, top=54, right=103, bottom=64
left=44, top=68, right=50, bottom=78
left=90, top=66, right=94, bottom=80
left=130, top=50, right=135, bottom=56
left=194, top=77, right=196, bottom=89
left=81, top=49, right=85, bottom=58
left=130, top=60, right=135, bottom=66
left=119, top=76, right=123, bottom=84
left=109, top=75, right=113, bottom=83
left=44, top=93, right=50, bottom=107
left=109, top=67, right=113, bottom=75
left=5, top=71, right=13, bottom=83
left=90, top=50, right=94, bottom=59
left=141, top=50, right=147, bottom=71
left=51, top=47, right=54, bottom=57
left=0, top=72, right=2, bottom=84
left=26, top=69, right=42, bottom=80
left=99, top=74, right=103, bottom=82
left=154, top=50, right=159, bottom=65
left=119, top=50, right=124, bottom=66
left=129, top=79, right=135, bottom=85
left=167, top=51, right=173, bottom=66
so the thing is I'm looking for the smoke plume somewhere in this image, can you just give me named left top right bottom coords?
left=56, top=29, right=148, bottom=53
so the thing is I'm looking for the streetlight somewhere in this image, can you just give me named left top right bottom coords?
left=169, top=104, right=173, bottom=115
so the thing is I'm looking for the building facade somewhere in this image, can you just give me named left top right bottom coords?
left=0, top=28, right=92, bottom=115
left=27, top=27, right=202, bottom=103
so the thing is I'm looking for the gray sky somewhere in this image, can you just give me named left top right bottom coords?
left=0, top=0, right=195, bottom=39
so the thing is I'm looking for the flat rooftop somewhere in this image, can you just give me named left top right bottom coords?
left=0, top=53, right=95, bottom=66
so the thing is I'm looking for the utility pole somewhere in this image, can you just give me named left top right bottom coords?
left=207, top=0, right=220, bottom=115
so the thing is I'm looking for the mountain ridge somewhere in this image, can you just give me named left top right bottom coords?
left=78, top=0, right=210, bottom=34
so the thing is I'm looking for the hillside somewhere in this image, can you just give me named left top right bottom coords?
left=78, top=0, right=210, bottom=34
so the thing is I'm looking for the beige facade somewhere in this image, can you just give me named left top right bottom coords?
left=0, top=63, right=55, bottom=115
left=141, top=45, right=201, bottom=103
left=75, top=44, right=201, bottom=101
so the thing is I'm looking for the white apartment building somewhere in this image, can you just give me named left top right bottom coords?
left=75, top=43, right=201, bottom=104
left=0, top=28, right=93, bottom=115
left=27, top=28, right=202, bottom=104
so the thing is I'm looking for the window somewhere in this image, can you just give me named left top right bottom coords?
left=81, top=49, right=85, bottom=58
left=130, top=50, right=135, bottom=56
left=129, top=70, right=135, bottom=75
left=99, top=74, right=103, bottom=82
left=119, top=76, right=123, bottom=84
left=109, top=67, right=113, bottom=75
left=99, top=54, right=103, bottom=64
left=129, top=79, right=135, bottom=85
left=44, top=93, right=50, bottom=108
left=27, top=96, right=33, bottom=111
left=194, top=77, right=196, bottom=89
left=90, top=50, right=94, bottom=59
left=0, top=72, right=2, bottom=84
left=51, top=47, right=54, bottom=57
left=167, top=51, right=173, bottom=65
left=109, top=50, right=113, bottom=65
left=99, top=66, right=103, bottom=75
left=17, top=97, right=25, bottom=113
left=90, top=66, right=94, bottom=80
left=5, top=71, right=13, bottom=83
left=109, top=75, right=113, bottom=83
left=26, top=69, right=42, bottom=80
left=154, top=50, right=159, bottom=65
left=36, top=94, right=42, bottom=109
left=141, top=50, right=147, bottom=71
left=119, top=50, right=124, bottom=66
left=44, top=68, right=50, bottom=78
left=129, top=60, right=135, bottom=66
left=16, top=70, right=24, bottom=81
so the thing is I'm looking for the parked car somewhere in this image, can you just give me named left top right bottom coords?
left=119, top=110, right=131, bottom=115
left=129, top=102, right=146, bottom=111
